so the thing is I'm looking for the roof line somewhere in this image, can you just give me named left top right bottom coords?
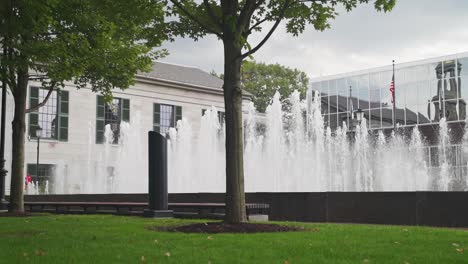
left=152, top=60, right=203, bottom=70
left=311, top=51, right=468, bottom=82
left=137, top=74, right=221, bottom=90
left=136, top=75, right=253, bottom=100
left=136, top=74, right=222, bottom=91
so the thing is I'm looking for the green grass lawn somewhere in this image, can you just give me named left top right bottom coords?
left=0, top=215, right=467, bottom=263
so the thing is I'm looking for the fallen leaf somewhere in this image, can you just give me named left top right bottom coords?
left=154, top=239, right=159, bottom=244
left=207, top=236, right=213, bottom=240
left=141, top=256, right=146, bottom=262
left=452, top=243, right=460, bottom=247
left=394, top=241, right=400, bottom=244
left=284, top=260, right=289, bottom=264
left=165, top=252, right=171, bottom=257
left=456, top=248, right=464, bottom=253
left=34, top=250, right=45, bottom=256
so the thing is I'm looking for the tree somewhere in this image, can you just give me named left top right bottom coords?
left=0, top=0, right=167, bottom=213
left=242, top=61, right=309, bottom=112
left=167, top=0, right=395, bottom=223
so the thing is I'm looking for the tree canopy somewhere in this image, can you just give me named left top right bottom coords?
left=241, top=61, right=309, bottom=112
left=1, top=0, right=167, bottom=98
left=0, top=0, right=168, bottom=213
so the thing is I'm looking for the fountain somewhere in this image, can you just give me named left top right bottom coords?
left=43, top=89, right=468, bottom=194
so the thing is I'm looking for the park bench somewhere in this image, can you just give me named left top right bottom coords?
left=25, top=201, right=147, bottom=215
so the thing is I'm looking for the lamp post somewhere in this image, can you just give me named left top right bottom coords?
left=0, top=72, right=8, bottom=211
left=35, top=127, right=42, bottom=183
left=349, top=109, right=364, bottom=130
left=347, top=108, right=365, bottom=142
left=355, top=108, right=364, bottom=124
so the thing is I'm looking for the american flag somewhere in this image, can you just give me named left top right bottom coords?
left=389, top=74, right=395, bottom=104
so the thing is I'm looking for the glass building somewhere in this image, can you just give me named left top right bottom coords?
left=310, top=52, right=468, bottom=132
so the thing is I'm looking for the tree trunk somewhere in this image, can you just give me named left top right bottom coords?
left=9, top=68, right=28, bottom=213
left=223, top=39, right=247, bottom=223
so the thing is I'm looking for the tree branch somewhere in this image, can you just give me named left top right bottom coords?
left=238, top=0, right=258, bottom=31
left=240, top=0, right=291, bottom=59
left=25, top=82, right=56, bottom=113
left=170, top=0, right=222, bottom=38
left=203, top=0, right=222, bottom=28
left=247, top=16, right=268, bottom=34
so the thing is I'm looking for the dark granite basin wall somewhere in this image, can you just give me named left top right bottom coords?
left=22, top=191, right=468, bottom=227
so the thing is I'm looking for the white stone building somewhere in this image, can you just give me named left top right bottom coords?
left=2, top=62, right=251, bottom=194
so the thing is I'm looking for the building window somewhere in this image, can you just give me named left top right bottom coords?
left=202, top=109, right=225, bottom=125
left=153, top=103, right=182, bottom=135
left=96, top=96, right=130, bottom=144
left=29, top=87, right=69, bottom=141
left=26, top=164, right=56, bottom=194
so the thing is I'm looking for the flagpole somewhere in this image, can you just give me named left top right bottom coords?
left=392, top=60, right=396, bottom=132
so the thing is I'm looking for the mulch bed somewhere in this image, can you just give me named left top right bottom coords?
left=153, top=222, right=304, bottom=234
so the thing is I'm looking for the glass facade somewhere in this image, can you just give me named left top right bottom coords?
left=311, top=56, right=468, bottom=131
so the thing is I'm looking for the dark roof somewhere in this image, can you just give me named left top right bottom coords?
left=324, top=94, right=430, bottom=124
left=138, top=61, right=224, bottom=90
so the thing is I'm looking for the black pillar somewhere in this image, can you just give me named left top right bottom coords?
left=0, top=72, right=9, bottom=211
left=143, top=131, right=173, bottom=218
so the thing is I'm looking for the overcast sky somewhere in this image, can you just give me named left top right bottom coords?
left=160, top=0, right=468, bottom=79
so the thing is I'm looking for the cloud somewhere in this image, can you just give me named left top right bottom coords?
left=161, top=0, right=468, bottom=79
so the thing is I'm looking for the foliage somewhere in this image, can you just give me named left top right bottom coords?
left=0, top=0, right=167, bottom=98
left=210, top=69, right=223, bottom=79
left=0, top=215, right=467, bottom=263
left=0, top=0, right=168, bottom=213
left=241, top=61, right=309, bottom=112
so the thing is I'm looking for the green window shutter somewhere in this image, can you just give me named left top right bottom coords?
left=175, top=106, right=182, bottom=123
left=58, top=90, right=69, bottom=141
left=29, top=87, right=39, bottom=138
left=153, top=103, right=160, bottom=132
left=30, top=86, right=39, bottom=107
left=96, top=95, right=105, bottom=143
left=97, top=96, right=105, bottom=119
left=122, top=99, right=130, bottom=122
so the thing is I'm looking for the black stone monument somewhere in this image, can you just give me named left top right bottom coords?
left=143, top=131, right=173, bottom=218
